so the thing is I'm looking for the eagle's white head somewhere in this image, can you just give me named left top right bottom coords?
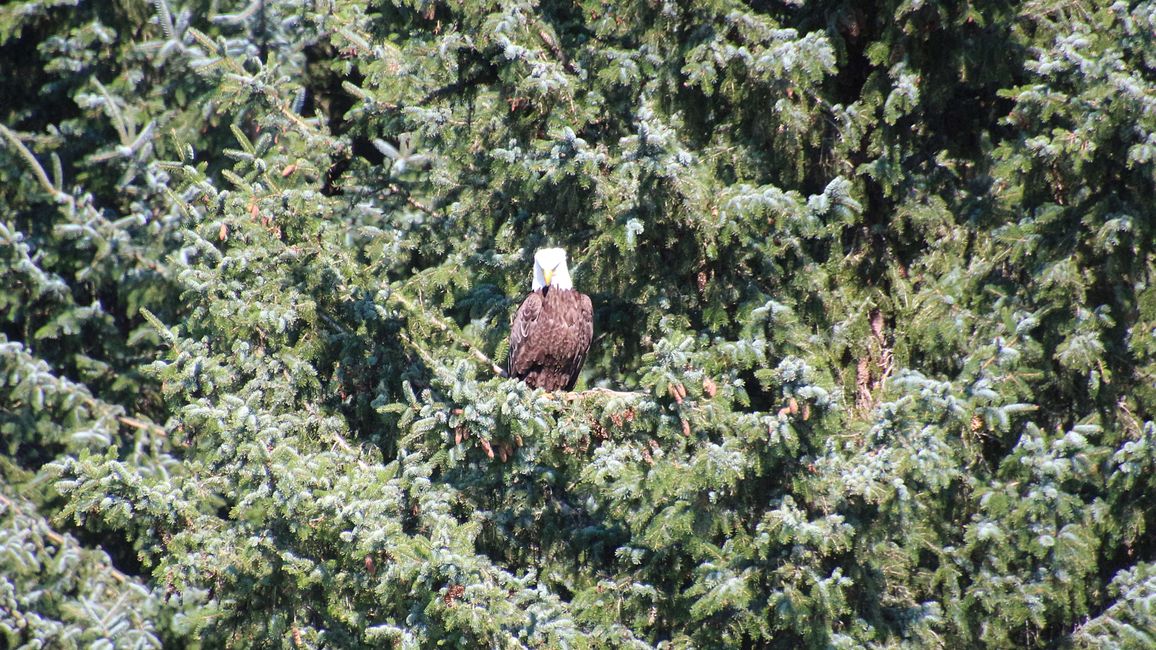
left=532, top=247, right=573, bottom=291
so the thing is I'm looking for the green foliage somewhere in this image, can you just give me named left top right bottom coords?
left=1, top=488, right=163, bottom=649
left=1, top=0, right=1154, bottom=647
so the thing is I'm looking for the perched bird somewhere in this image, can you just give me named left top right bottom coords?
left=508, top=248, right=593, bottom=391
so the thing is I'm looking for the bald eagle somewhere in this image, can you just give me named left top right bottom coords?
left=508, top=248, right=593, bottom=391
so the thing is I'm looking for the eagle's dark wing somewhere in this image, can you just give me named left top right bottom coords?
left=563, top=291, right=594, bottom=390
left=508, top=291, right=543, bottom=380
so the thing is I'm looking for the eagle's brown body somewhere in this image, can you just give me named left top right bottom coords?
left=508, top=287, right=593, bottom=391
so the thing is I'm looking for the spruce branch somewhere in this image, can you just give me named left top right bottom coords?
left=212, top=0, right=263, bottom=25
left=186, top=27, right=322, bottom=137
left=0, top=125, right=164, bottom=275
left=2, top=337, right=169, bottom=442
left=152, top=0, right=176, bottom=39
left=398, top=329, right=437, bottom=370
left=139, top=307, right=178, bottom=347
left=0, top=492, right=130, bottom=585
left=386, top=183, right=436, bottom=215
left=393, top=291, right=507, bottom=378
left=0, top=124, right=63, bottom=199
left=93, top=79, right=131, bottom=144
left=116, top=415, right=167, bottom=437
left=561, top=387, right=648, bottom=400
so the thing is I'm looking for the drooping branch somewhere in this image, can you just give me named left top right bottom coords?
left=0, top=492, right=129, bottom=585
left=0, top=124, right=62, bottom=199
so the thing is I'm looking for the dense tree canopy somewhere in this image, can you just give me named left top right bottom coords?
left=2, top=0, right=1154, bottom=647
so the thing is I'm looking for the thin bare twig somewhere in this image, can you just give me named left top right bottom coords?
left=117, top=416, right=167, bottom=437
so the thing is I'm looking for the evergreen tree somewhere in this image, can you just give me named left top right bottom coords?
left=2, top=0, right=1153, bottom=647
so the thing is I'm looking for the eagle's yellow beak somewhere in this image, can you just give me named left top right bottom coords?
left=543, top=269, right=554, bottom=286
